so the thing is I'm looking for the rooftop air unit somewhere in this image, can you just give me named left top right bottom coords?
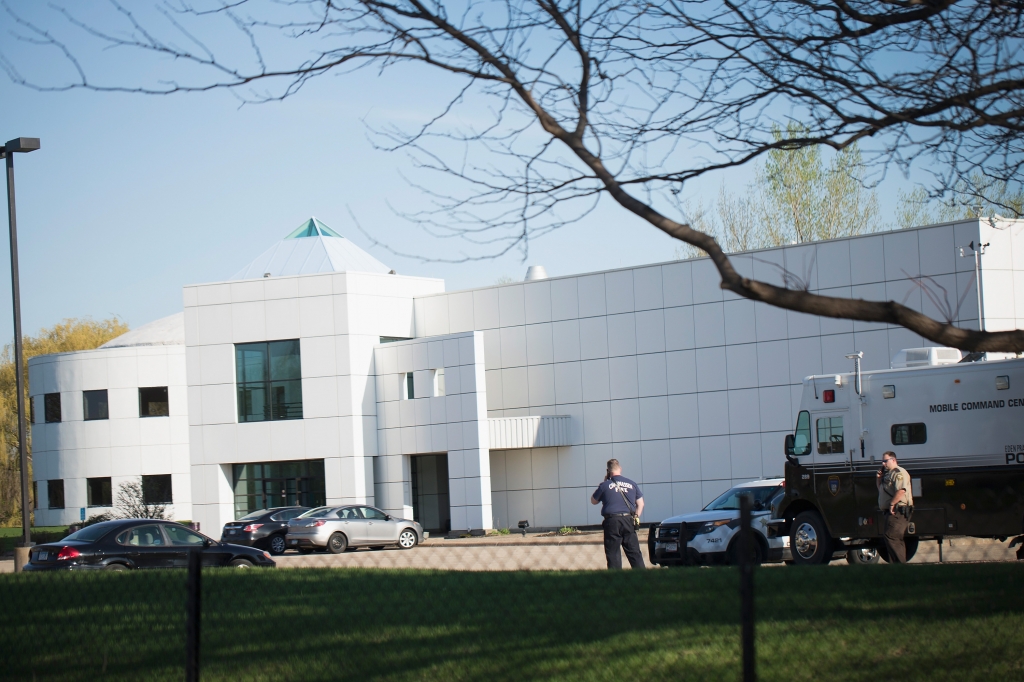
left=890, top=347, right=962, bottom=369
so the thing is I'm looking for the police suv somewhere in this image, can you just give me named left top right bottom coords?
left=649, top=479, right=790, bottom=566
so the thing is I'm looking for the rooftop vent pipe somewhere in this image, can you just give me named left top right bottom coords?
left=524, top=265, right=548, bottom=281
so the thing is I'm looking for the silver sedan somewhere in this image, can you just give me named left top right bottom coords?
left=285, top=505, right=427, bottom=554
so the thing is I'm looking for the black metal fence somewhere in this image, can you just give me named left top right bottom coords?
left=2, top=518, right=1023, bottom=682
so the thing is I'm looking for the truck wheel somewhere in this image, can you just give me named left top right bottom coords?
left=727, top=536, right=764, bottom=566
left=877, top=538, right=919, bottom=563
left=846, top=547, right=880, bottom=565
left=790, top=511, right=833, bottom=565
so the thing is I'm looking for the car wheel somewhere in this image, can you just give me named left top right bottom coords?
left=105, top=563, right=128, bottom=571
left=268, top=535, right=287, bottom=556
left=846, top=547, right=880, bottom=565
left=327, top=532, right=348, bottom=554
left=230, top=559, right=254, bottom=569
left=789, top=511, right=833, bottom=565
left=398, top=529, right=418, bottom=550
left=727, top=536, right=764, bottom=566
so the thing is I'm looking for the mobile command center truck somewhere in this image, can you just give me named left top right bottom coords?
left=775, top=351, right=1024, bottom=565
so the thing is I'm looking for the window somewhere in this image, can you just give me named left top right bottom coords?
left=47, top=480, right=65, bottom=509
left=235, top=340, right=303, bottom=422
left=164, top=525, right=205, bottom=546
left=891, top=423, right=927, bottom=445
left=434, top=368, right=445, bottom=397
left=270, top=509, right=306, bottom=522
left=44, top=393, right=62, bottom=423
left=87, top=477, right=112, bottom=507
left=139, top=387, right=169, bottom=417
left=791, top=411, right=812, bottom=456
left=816, top=416, right=844, bottom=454
left=379, top=336, right=411, bottom=344
left=360, top=507, right=388, bottom=520
left=142, top=475, right=173, bottom=505
left=404, top=372, right=415, bottom=400
left=32, top=481, right=37, bottom=509
left=83, top=390, right=109, bottom=421
left=117, top=525, right=165, bottom=547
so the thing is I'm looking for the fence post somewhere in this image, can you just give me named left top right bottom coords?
left=739, top=494, right=756, bottom=682
left=186, top=549, right=201, bottom=682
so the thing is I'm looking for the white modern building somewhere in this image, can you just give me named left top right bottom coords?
left=30, top=216, right=1024, bottom=533
left=28, top=314, right=190, bottom=526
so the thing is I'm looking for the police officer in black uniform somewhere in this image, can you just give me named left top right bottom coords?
left=591, top=458, right=646, bottom=570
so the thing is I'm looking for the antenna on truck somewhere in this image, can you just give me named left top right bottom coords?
left=845, top=352, right=865, bottom=460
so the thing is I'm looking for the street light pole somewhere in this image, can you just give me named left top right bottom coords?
left=2, top=137, right=40, bottom=550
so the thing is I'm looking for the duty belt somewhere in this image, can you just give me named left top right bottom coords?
left=604, top=513, right=631, bottom=517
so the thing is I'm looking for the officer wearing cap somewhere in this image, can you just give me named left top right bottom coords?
left=876, top=451, right=914, bottom=563
left=591, top=459, right=646, bottom=570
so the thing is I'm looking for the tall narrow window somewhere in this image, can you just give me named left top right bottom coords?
left=404, top=372, right=415, bottom=400
left=142, top=474, right=173, bottom=504
left=139, top=387, right=170, bottom=417
left=47, top=480, right=65, bottom=509
left=83, top=390, right=109, bottom=421
left=87, top=477, right=112, bottom=507
left=434, top=368, right=446, bottom=397
left=816, top=417, right=844, bottom=454
left=32, top=481, right=37, bottom=509
left=44, top=393, right=62, bottom=423
left=235, top=340, right=303, bottom=422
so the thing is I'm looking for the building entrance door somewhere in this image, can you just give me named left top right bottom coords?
left=411, top=454, right=451, bottom=534
left=232, top=459, right=326, bottom=519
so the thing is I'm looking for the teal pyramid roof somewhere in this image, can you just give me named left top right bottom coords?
left=231, top=217, right=391, bottom=279
left=285, top=217, right=344, bottom=239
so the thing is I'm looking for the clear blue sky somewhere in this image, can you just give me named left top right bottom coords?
left=0, top=2, right=928, bottom=343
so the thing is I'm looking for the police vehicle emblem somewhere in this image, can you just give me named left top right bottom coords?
left=828, top=475, right=840, bottom=496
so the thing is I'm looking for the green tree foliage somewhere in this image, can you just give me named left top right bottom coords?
left=0, top=317, right=128, bottom=526
left=896, top=177, right=1024, bottom=230
left=678, top=124, right=880, bottom=257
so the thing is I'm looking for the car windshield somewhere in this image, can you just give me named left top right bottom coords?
left=298, top=507, right=337, bottom=519
left=704, top=486, right=781, bottom=511
left=63, top=522, right=118, bottom=543
left=238, top=510, right=268, bottom=521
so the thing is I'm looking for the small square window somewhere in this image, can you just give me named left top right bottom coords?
left=142, top=474, right=173, bottom=504
left=434, top=368, right=446, bottom=397
left=996, top=376, right=1010, bottom=390
left=404, top=372, right=415, bottom=400
left=139, top=386, right=169, bottom=417
left=47, top=480, right=65, bottom=510
left=882, top=385, right=896, bottom=399
left=83, top=390, right=109, bottom=421
left=44, top=393, right=62, bottom=423
left=87, top=477, right=112, bottom=507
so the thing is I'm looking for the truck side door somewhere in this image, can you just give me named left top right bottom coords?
left=812, top=412, right=858, bottom=535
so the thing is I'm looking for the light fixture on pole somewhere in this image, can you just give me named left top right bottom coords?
left=958, top=240, right=989, bottom=331
left=1, top=136, right=40, bottom=551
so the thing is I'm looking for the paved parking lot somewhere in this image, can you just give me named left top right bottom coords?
left=1, top=533, right=1017, bottom=573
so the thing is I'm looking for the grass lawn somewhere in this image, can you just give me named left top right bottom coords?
left=0, top=526, right=67, bottom=553
left=1, top=563, right=1022, bottom=681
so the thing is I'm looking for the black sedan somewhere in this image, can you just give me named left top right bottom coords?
left=221, top=507, right=309, bottom=555
left=23, top=519, right=276, bottom=571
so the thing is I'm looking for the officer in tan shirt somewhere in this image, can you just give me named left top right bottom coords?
left=876, top=451, right=913, bottom=563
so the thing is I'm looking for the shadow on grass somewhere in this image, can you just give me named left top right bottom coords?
left=1, top=564, right=1023, bottom=681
